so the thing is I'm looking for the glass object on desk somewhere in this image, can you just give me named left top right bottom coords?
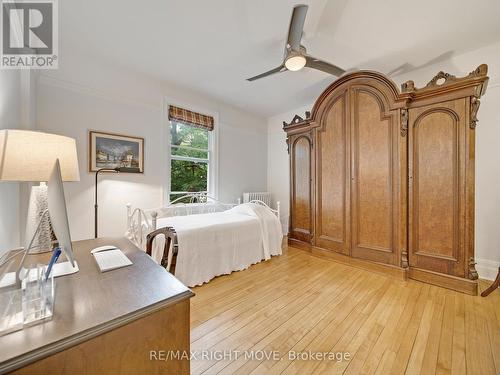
left=0, top=264, right=55, bottom=336
left=22, top=264, right=55, bottom=327
left=0, top=287, right=22, bottom=335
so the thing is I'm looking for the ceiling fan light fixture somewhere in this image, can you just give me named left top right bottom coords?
left=246, top=5, right=346, bottom=81
left=285, top=55, right=306, bottom=71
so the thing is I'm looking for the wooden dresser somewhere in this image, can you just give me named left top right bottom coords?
left=0, top=237, right=194, bottom=374
left=284, top=65, right=489, bottom=295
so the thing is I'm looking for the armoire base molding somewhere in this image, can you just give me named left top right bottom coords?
left=408, top=267, right=478, bottom=296
left=289, top=239, right=478, bottom=295
left=288, top=238, right=408, bottom=280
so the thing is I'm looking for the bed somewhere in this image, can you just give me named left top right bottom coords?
left=125, top=194, right=282, bottom=287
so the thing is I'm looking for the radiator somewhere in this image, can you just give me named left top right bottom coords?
left=243, top=192, right=271, bottom=206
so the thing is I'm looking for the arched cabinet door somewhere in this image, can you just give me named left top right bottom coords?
left=349, top=87, right=402, bottom=266
left=315, top=91, right=350, bottom=255
left=408, top=99, right=467, bottom=277
left=289, top=134, right=313, bottom=243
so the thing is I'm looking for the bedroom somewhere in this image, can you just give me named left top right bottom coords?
left=0, top=0, right=499, bottom=374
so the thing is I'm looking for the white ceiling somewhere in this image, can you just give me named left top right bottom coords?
left=60, top=0, right=500, bottom=117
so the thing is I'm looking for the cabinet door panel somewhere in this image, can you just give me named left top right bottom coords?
left=409, top=99, right=466, bottom=277
left=315, top=92, right=349, bottom=254
left=351, top=89, right=399, bottom=265
left=290, top=135, right=313, bottom=242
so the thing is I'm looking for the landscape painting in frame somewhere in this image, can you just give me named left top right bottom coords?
left=89, top=131, right=144, bottom=172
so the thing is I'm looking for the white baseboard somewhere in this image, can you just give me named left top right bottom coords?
left=280, top=215, right=289, bottom=235
left=476, top=258, right=500, bottom=281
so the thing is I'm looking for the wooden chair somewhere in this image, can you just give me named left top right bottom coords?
left=481, top=267, right=500, bottom=297
left=146, top=227, right=177, bottom=274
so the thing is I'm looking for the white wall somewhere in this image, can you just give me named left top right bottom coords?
left=0, top=70, right=22, bottom=255
left=267, top=42, right=500, bottom=279
left=219, top=123, right=268, bottom=202
left=36, top=52, right=267, bottom=241
left=0, top=70, right=39, bottom=256
left=36, top=81, right=163, bottom=241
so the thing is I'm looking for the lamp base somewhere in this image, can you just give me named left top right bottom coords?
left=25, top=183, right=53, bottom=254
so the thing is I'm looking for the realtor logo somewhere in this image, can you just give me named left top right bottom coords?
left=1, top=0, right=58, bottom=69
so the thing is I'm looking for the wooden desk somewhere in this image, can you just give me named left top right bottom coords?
left=0, top=237, right=194, bottom=374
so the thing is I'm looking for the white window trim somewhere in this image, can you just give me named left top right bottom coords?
left=162, top=97, right=219, bottom=205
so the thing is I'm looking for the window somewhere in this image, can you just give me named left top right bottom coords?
left=169, top=121, right=211, bottom=203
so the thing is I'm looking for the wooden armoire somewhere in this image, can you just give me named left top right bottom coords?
left=283, top=65, right=489, bottom=295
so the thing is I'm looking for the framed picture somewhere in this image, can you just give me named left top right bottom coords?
left=89, top=131, right=144, bottom=172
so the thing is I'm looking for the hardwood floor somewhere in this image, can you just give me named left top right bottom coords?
left=190, top=246, right=500, bottom=374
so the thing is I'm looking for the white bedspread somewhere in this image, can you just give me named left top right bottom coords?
left=156, top=203, right=282, bottom=287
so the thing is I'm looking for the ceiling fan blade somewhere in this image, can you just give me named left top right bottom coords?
left=305, top=55, right=345, bottom=77
left=246, top=65, right=287, bottom=81
left=286, top=4, right=308, bottom=52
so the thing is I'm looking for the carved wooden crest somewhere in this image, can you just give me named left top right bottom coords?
left=467, top=64, right=488, bottom=79
left=283, top=111, right=311, bottom=128
left=401, top=64, right=488, bottom=94
left=425, top=71, right=458, bottom=88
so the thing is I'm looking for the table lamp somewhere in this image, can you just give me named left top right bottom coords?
left=0, top=129, right=80, bottom=253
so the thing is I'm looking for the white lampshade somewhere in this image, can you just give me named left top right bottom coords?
left=0, top=129, right=80, bottom=182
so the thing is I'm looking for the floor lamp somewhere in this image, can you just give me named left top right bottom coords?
left=94, top=167, right=140, bottom=238
left=0, top=130, right=80, bottom=253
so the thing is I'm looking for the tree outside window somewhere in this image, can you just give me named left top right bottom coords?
left=169, top=121, right=210, bottom=203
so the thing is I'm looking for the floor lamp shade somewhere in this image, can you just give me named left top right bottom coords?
left=0, top=130, right=80, bottom=182
left=0, top=129, right=80, bottom=253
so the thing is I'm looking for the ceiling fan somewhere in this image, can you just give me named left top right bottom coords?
left=247, top=4, right=346, bottom=82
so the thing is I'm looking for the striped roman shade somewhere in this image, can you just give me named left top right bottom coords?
left=168, top=105, right=214, bottom=131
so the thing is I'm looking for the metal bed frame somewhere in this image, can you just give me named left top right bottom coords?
left=125, top=193, right=280, bottom=272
